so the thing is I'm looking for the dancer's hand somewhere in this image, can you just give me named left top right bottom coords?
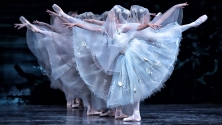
left=63, top=23, right=77, bottom=28
left=175, top=2, right=188, bottom=8
left=149, top=23, right=161, bottom=30
left=33, top=20, right=45, bottom=26
left=14, top=23, right=27, bottom=29
left=46, top=9, right=59, bottom=17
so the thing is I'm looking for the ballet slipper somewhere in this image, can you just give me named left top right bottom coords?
left=19, top=16, right=30, bottom=24
left=192, top=15, right=208, bottom=27
left=155, top=12, right=162, bottom=17
left=19, top=16, right=39, bottom=32
left=52, top=4, right=65, bottom=17
left=123, top=111, right=141, bottom=122
left=123, top=116, right=141, bottom=122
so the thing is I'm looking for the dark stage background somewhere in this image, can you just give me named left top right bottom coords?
left=0, top=0, right=221, bottom=105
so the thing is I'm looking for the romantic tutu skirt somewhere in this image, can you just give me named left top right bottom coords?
left=26, top=27, right=91, bottom=105
left=73, top=22, right=182, bottom=108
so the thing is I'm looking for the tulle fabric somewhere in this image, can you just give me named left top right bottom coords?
left=72, top=5, right=140, bottom=74
left=127, top=5, right=183, bottom=27
left=26, top=25, right=92, bottom=106
left=73, top=26, right=112, bottom=101
left=151, top=5, right=183, bottom=26
left=71, top=5, right=183, bottom=108
left=25, top=4, right=184, bottom=108
left=50, top=16, right=72, bottom=34
left=107, top=23, right=182, bottom=107
left=128, top=5, right=150, bottom=24
left=43, top=31, right=74, bottom=80
left=76, top=12, right=96, bottom=20
left=95, top=11, right=109, bottom=21
left=72, top=18, right=139, bottom=102
left=29, top=12, right=116, bottom=108
left=26, top=28, right=52, bottom=76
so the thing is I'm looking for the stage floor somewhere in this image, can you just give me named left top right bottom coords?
left=0, top=104, right=222, bottom=125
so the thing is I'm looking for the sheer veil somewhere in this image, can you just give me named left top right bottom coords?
left=72, top=5, right=139, bottom=101
left=102, top=5, right=129, bottom=39
left=71, top=4, right=184, bottom=105
left=128, top=5, right=151, bottom=24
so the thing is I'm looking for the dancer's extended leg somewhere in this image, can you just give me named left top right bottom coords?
left=52, top=4, right=77, bottom=23
left=180, top=15, right=208, bottom=32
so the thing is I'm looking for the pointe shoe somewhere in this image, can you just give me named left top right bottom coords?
left=52, top=4, right=65, bottom=17
left=156, top=12, right=162, bottom=17
left=193, top=15, right=208, bottom=27
left=19, top=16, right=39, bottom=32
left=123, top=111, right=141, bottom=122
left=123, top=116, right=141, bottom=122
left=19, top=16, right=30, bottom=24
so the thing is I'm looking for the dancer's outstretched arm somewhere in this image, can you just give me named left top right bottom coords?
left=63, top=23, right=102, bottom=32
left=154, top=2, right=188, bottom=25
left=63, top=22, right=161, bottom=33
left=84, top=19, right=104, bottom=26
left=137, top=23, right=161, bottom=31
left=120, top=23, right=161, bottom=32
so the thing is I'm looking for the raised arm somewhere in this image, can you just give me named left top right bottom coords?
left=84, top=19, right=104, bottom=26
left=119, top=23, right=161, bottom=33
left=154, top=2, right=188, bottom=25
left=63, top=23, right=102, bottom=32
left=137, top=23, right=161, bottom=31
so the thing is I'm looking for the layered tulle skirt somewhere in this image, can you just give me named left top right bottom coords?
left=26, top=27, right=91, bottom=105
left=73, top=22, right=182, bottom=108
